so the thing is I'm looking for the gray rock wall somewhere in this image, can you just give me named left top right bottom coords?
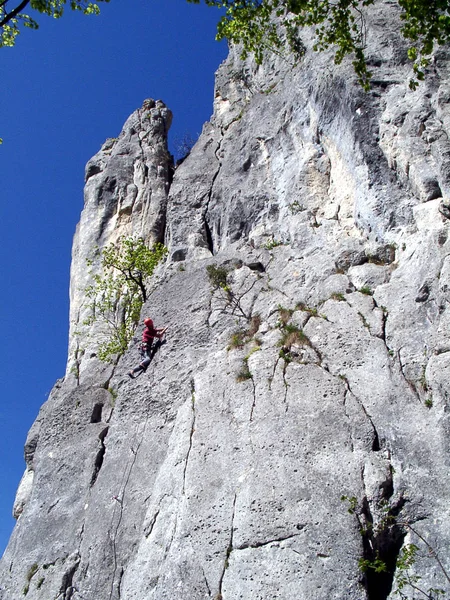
left=1, top=2, right=450, bottom=599
left=67, top=99, right=173, bottom=384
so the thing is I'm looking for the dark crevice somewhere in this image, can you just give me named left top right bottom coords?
left=359, top=497, right=406, bottom=600
left=388, top=494, right=407, bottom=517
left=90, top=447, right=106, bottom=487
left=90, top=427, right=109, bottom=487
left=116, top=566, right=124, bottom=600
left=379, top=467, right=394, bottom=501
left=90, top=403, right=103, bottom=424
left=415, top=282, right=431, bottom=303
left=242, top=156, right=252, bottom=171
left=202, top=130, right=224, bottom=255
left=85, top=163, right=102, bottom=181
left=379, top=307, right=387, bottom=343
left=372, top=428, right=381, bottom=452
left=204, top=218, right=215, bottom=255
left=246, top=261, right=265, bottom=273
left=47, top=499, right=60, bottom=513
left=24, top=431, right=39, bottom=468
left=172, top=248, right=187, bottom=262
left=145, top=509, right=160, bottom=538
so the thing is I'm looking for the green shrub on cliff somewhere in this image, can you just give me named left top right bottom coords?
left=189, top=0, right=450, bottom=90
left=84, top=236, right=167, bottom=362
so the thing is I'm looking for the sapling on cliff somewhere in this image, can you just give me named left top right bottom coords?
left=206, top=263, right=263, bottom=321
left=206, top=263, right=250, bottom=320
left=84, top=236, right=167, bottom=362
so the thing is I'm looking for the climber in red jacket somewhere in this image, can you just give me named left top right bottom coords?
left=128, top=318, right=167, bottom=378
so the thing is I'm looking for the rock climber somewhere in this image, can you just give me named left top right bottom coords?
left=128, top=318, right=167, bottom=378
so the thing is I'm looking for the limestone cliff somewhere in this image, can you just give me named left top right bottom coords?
left=1, top=2, right=450, bottom=599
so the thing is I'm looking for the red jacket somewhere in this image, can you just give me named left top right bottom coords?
left=142, top=326, right=158, bottom=344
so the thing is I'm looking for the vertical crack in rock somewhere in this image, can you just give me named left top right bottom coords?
left=90, top=427, right=109, bottom=487
left=371, top=427, right=381, bottom=453
left=217, top=492, right=237, bottom=599
left=267, top=353, right=281, bottom=394
left=341, top=376, right=380, bottom=452
left=108, top=418, right=150, bottom=600
left=204, top=218, right=215, bottom=256
left=144, top=509, right=160, bottom=538
left=395, top=350, right=421, bottom=403
left=201, top=567, right=212, bottom=598
left=281, top=361, right=289, bottom=413
left=183, top=380, right=197, bottom=495
left=203, top=128, right=225, bottom=255
left=378, top=304, right=387, bottom=343
left=249, top=376, right=257, bottom=422
left=206, top=289, right=214, bottom=328
left=360, top=499, right=406, bottom=600
left=72, top=338, right=82, bottom=387
left=163, top=514, right=180, bottom=562
left=116, top=566, right=124, bottom=600
left=358, top=464, right=407, bottom=600
left=342, top=389, right=355, bottom=453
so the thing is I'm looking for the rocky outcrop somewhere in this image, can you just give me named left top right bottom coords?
left=1, top=2, right=450, bottom=599
left=67, top=99, right=173, bottom=384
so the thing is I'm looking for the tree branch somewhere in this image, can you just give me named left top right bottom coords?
left=405, top=523, right=450, bottom=586
left=0, top=0, right=31, bottom=27
left=126, top=267, right=147, bottom=303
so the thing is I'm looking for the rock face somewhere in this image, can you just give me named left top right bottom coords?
left=67, top=98, right=173, bottom=384
left=2, top=3, right=450, bottom=599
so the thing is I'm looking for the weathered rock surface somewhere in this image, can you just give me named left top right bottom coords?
left=2, top=2, right=450, bottom=599
left=68, top=98, right=173, bottom=385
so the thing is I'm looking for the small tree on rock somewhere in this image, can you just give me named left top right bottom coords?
left=84, top=236, right=167, bottom=362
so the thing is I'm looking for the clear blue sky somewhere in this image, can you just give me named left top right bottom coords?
left=0, top=0, right=227, bottom=555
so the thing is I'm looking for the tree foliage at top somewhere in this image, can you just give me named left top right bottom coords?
left=2, top=0, right=449, bottom=91
left=189, top=0, right=450, bottom=90
left=0, top=0, right=109, bottom=48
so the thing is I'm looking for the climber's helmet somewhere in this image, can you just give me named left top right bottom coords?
left=144, top=318, right=153, bottom=328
